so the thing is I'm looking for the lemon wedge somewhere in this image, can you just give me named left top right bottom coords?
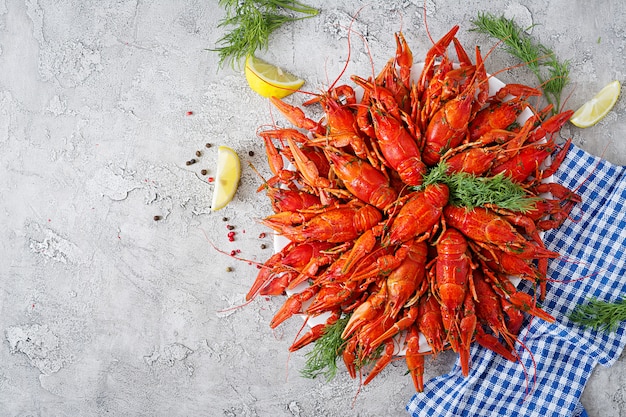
left=244, top=55, right=304, bottom=98
left=570, top=80, right=621, bottom=128
left=211, top=146, right=241, bottom=211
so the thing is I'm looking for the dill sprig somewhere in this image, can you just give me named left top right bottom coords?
left=301, top=315, right=349, bottom=381
left=470, top=12, right=570, bottom=114
left=422, top=162, right=539, bottom=212
left=569, top=296, right=626, bottom=332
left=212, top=0, right=319, bottom=69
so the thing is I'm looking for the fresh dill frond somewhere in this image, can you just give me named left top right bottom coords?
left=301, top=315, right=349, bottom=381
left=212, top=0, right=319, bottom=69
left=569, top=296, right=626, bottom=332
left=421, top=162, right=449, bottom=187
left=544, top=56, right=571, bottom=100
left=470, top=12, right=570, bottom=114
left=447, top=171, right=538, bottom=212
left=420, top=162, right=539, bottom=212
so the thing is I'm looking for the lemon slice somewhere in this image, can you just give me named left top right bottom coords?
left=570, top=80, right=621, bottom=128
left=211, top=146, right=241, bottom=211
left=244, top=55, right=304, bottom=98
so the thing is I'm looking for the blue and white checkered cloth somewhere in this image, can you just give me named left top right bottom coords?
left=406, top=143, right=626, bottom=417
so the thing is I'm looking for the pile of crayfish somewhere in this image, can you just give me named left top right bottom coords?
left=245, top=25, right=581, bottom=392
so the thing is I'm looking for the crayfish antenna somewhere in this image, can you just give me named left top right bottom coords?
left=216, top=298, right=254, bottom=315
left=284, top=316, right=311, bottom=381
left=248, top=161, right=272, bottom=192
left=350, top=365, right=365, bottom=409
left=512, top=334, right=537, bottom=403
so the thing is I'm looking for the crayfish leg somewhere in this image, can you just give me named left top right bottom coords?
left=475, top=326, right=517, bottom=362
left=363, top=339, right=395, bottom=385
left=269, top=286, right=317, bottom=329
left=289, top=310, right=341, bottom=352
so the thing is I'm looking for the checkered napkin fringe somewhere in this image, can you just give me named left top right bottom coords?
left=406, top=143, right=626, bottom=417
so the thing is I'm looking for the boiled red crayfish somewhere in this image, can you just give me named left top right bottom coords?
left=221, top=22, right=583, bottom=395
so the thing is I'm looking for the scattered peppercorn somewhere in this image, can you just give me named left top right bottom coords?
left=205, top=143, right=212, bottom=148
left=185, top=160, right=191, bottom=166
left=248, top=151, right=255, bottom=156
left=260, top=243, right=267, bottom=249
left=259, top=232, right=266, bottom=239
left=208, top=177, right=214, bottom=182
left=153, top=215, right=161, bottom=221
left=226, top=266, right=233, bottom=272
left=226, top=224, right=235, bottom=230
left=186, top=111, right=193, bottom=116
left=222, top=217, right=228, bottom=222
left=201, top=169, right=208, bottom=175
left=195, top=150, right=202, bottom=157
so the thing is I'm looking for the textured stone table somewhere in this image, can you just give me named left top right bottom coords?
left=1, top=1, right=624, bottom=416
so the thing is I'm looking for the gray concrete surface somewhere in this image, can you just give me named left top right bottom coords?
left=1, top=0, right=625, bottom=416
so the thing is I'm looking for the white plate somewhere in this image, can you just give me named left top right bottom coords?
left=272, top=62, right=550, bottom=355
